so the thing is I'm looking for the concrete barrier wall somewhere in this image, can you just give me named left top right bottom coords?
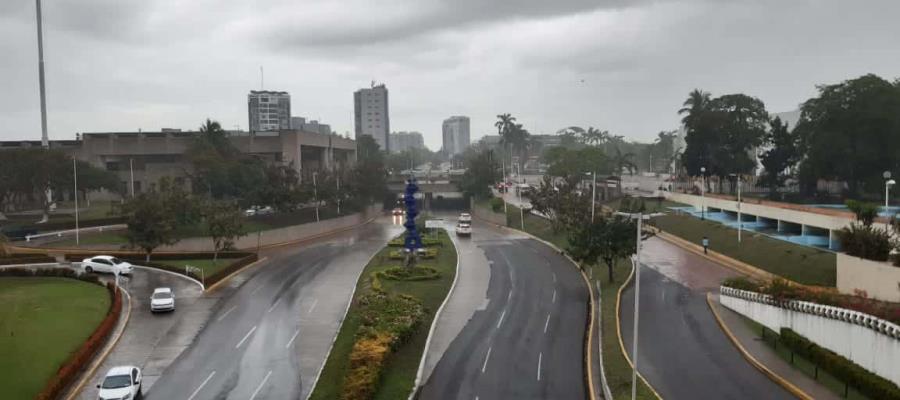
left=471, top=199, right=506, bottom=227
left=159, top=205, right=382, bottom=252
left=837, top=253, right=900, bottom=302
left=666, top=192, right=853, bottom=231
left=720, top=287, right=900, bottom=386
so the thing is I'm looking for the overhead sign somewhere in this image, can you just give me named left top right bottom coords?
left=425, top=219, right=443, bottom=229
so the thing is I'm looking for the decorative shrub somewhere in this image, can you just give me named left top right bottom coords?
left=379, top=266, right=440, bottom=281
left=490, top=197, right=504, bottom=213
left=721, top=276, right=761, bottom=292
left=387, top=248, right=438, bottom=260
left=779, top=328, right=900, bottom=400
left=837, top=223, right=894, bottom=261
left=0, top=254, right=56, bottom=265
left=342, top=334, right=393, bottom=400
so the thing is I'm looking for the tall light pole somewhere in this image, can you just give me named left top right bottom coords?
left=73, top=158, right=80, bottom=245
left=313, top=172, right=320, bottom=222
left=700, top=167, right=706, bottom=220
left=587, top=171, right=597, bottom=222
left=35, top=0, right=49, bottom=148
left=731, top=173, right=742, bottom=243
left=129, top=158, right=135, bottom=198
left=884, top=171, right=894, bottom=214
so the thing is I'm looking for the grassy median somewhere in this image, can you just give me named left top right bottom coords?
left=0, top=277, right=110, bottom=399
left=310, top=229, right=457, bottom=400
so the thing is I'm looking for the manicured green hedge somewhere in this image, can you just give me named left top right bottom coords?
left=0, top=254, right=57, bottom=265
left=779, top=328, right=900, bottom=400
left=378, top=267, right=440, bottom=281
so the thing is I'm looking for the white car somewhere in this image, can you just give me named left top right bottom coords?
left=97, top=365, right=142, bottom=400
left=150, top=287, right=175, bottom=313
left=458, top=213, right=472, bottom=223
left=81, top=256, right=133, bottom=275
left=456, top=222, right=472, bottom=237
left=245, top=205, right=274, bottom=216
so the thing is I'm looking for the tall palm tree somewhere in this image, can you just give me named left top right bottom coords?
left=678, top=89, right=711, bottom=129
left=583, top=127, right=609, bottom=147
left=495, top=113, right=516, bottom=136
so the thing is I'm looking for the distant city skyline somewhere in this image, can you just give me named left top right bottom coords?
left=3, top=1, right=900, bottom=151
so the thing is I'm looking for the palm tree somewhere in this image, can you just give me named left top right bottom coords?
left=678, top=89, right=711, bottom=129
left=583, top=127, right=609, bottom=147
left=494, top=113, right=516, bottom=136
left=496, top=115, right=529, bottom=174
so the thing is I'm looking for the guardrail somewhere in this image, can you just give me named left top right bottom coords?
left=25, top=224, right=127, bottom=242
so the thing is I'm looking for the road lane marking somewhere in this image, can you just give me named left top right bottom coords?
left=544, top=312, right=551, bottom=334
left=507, top=290, right=512, bottom=302
left=235, top=326, right=257, bottom=349
left=187, top=370, right=215, bottom=400
left=286, top=328, right=300, bottom=348
left=267, top=298, right=281, bottom=313
left=552, top=289, right=556, bottom=303
left=537, top=352, right=543, bottom=381
left=217, top=306, right=237, bottom=321
left=481, top=346, right=492, bottom=373
left=496, top=309, right=506, bottom=329
left=249, top=370, right=273, bottom=400
left=308, top=298, right=319, bottom=313
left=250, top=284, right=265, bottom=295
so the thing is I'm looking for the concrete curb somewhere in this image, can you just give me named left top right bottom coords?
left=705, top=293, right=814, bottom=400
left=409, top=228, right=460, bottom=399
left=64, top=286, right=133, bottom=400
left=652, top=229, right=779, bottom=282
left=616, top=262, right=664, bottom=400
left=203, top=257, right=269, bottom=293
left=305, top=232, right=391, bottom=400
left=255, top=213, right=381, bottom=251
left=132, top=264, right=205, bottom=290
left=472, top=212, right=601, bottom=400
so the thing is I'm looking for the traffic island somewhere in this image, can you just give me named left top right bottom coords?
left=310, top=229, right=457, bottom=400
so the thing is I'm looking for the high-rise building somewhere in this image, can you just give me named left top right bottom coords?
left=442, top=116, right=470, bottom=156
left=248, top=91, right=291, bottom=133
left=390, top=131, right=425, bottom=153
left=353, top=83, right=390, bottom=151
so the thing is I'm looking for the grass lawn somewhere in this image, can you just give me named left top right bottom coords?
left=0, top=277, right=110, bottom=399
left=651, top=214, right=836, bottom=287
left=155, top=258, right=242, bottom=278
left=488, top=201, right=657, bottom=399
left=310, top=229, right=457, bottom=400
left=53, top=231, right=130, bottom=247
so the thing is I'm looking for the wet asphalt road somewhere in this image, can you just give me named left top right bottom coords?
left=619, top=237, right=794, bottom=400
left=420, top=223, right=588, bottom=400
left=146, top=220, right=401, bottom=400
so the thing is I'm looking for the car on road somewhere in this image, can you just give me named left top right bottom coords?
left=97, top=365, right=142, bottom=400
left=455, top=222, right=472, bottom=237
left=244, top=205, right=274, bottom=217
left=150, top=287, right=175, bottom=313
left=458, top=213, right=472, bottom=223
left=81, top=256, right=133, bottom=275
left=392, top=207, right=404, bottom=216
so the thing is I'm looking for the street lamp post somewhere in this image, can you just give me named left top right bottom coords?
left=313, top=172, right=320, bottom=222
left=884, top=171, right=894, bottom=214
left=73, top=158, right=80, bottom=245
left=700, top=167, right=706, bottom=220
left=730, top=173, right=742, bottom=243
left=587, top=172, right=597, bottom=223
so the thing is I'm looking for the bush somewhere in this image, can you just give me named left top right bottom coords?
left=379, top=266, right=441, bottom=281
left=342, top=334, right=393, bottom=400
left=0, top=254, right=56, bottom=265
left=722, top=276, right=761, bottom=292
left=779, top=328, right=900, bottom=400
left=845, top=200, right=879, bottom=226
left=490, top=197, right=504, bottom=213
left=837, top=223, right=893, bottom=261
left=388, top=248, right=438, bottom=260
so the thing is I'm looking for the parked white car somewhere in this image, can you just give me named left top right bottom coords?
left=456, top=222, right=472, bottom=237
left=150, top=287, right=175, bottom=313
left=97, top=365, right=142, bottom=400
left=458, top=213, right=472, bottom=223
left=245, top=205, right=274, bottom=216
left=81, top=256, right=133, bottom=275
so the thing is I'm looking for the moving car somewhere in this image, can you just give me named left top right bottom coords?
left=455, top=222, right=472, bottom=237
left=392, top=208, right=404, bottom=216
left=81, top=256, right=133, bottom=275
left=244, top=205, right=274, bottom=217
left=97, top=366, right=142, bottom=400
left=150, top=287, right=175, bottom=313
left=458, top=213, right=472, bottom=223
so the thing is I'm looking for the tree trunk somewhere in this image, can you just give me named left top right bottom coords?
left=606, top=260, right=614, bottom=282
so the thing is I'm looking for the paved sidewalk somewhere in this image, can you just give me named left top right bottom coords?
left=710, top=294, right=840, bottom=400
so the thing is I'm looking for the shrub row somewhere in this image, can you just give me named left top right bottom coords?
left=63, top=250, right=255, bottom=262
left=779, top=328, right=900, bottom=400
left=0, top=269, right=122, bottom=400
left=387, top=248, right=438, bottom=260
left=387, top=237, right=442, bottom=248
left=378, top=266, right=441, bottom=281
left=722, top=278, right=900, bottom=325
left=0, top=254, right=56, bottom=265
left=341, top=290, right=425, bottom=400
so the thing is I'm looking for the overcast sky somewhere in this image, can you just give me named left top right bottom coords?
left=2, top=0, right=899, bottom=150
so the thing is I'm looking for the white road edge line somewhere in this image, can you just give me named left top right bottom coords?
left=235, top=325, right=257, bottom=349
left=249, top=370, right=273, bottom=400
left=496, top=309, right=507, bottom=329
left=187, top=370, right=216, bottom=400
left=552, top=289, right=556, bottom=303
left=537, top=352, right=543, bottom=381
left=286, top=328, right=301, bottom=349
left=544, top=312, right=551, bottom=334
left=250, top=284, right=264, bottom=295
left=507, top=290, right=512, bottom=302
left=308, top=298, right=319, bottom=314
left=481, top=346, right=492, bottom=373
left=267, top=298, right=281, bottom=313
left=218, top=305, right=237, bottom=322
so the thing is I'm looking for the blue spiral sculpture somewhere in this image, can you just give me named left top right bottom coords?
left=403, top=178, right=423, bottom=252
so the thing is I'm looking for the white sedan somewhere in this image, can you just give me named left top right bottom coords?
left=458, top=213, right=472, bottom=223
left=81, top=256, right=133, bottom=275
left=150, top=287, right=175, bottom=313
left=455, top=222, right=472, bottom=237
left=97, top=365, right=142, bottom=400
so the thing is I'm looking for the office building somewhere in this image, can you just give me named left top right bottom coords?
left=291, top=117, right=332, bottom=135
left=389, top=131, right=425, bottom=153
left=353, top=83, right=390, bottom=151
left=248, top=91, right=291, bottom=133
left=441, top=116, right=470, bottom=156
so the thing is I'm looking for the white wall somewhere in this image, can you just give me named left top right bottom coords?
left=720, top=287, right=900, bottom=386
left=666, top=192, right=853, bottom=231
left=837, top=253, right=900, bottom=302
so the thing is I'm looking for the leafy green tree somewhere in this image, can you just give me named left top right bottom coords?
left=845, top=200, right=879, bottom=227
left=458, top=148, right=499, bottom=199
left=121, top=186, right=180, bottom=262
left=795, top=74, right=900, bottom=196
left=759, top=117, right=798, bottom=198
left=495, top=114, right=530, bottom=173
left=529, top=176, right=589, bottom=232
left=650, top=130, right=678, bottom=173
left=204, top=201, right=246, bottom=262
left=566, top=215, right=636, bottom=282
left=349, top=135, right=388, bottom=204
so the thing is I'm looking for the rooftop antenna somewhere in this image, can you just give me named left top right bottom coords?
left=260, top=66, right=264, bottom=90
left=35, top=0, right=48, bottom=148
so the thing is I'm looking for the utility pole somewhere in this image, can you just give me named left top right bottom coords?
left=130, top=158, right=135, bottom=197
left=313, top=172, right=320, bottom=222
left=73, top=158, right=79, bottom=245
left=35, top=0, right=48, bottom=148
left=631, top=212, right=642, bottom=400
